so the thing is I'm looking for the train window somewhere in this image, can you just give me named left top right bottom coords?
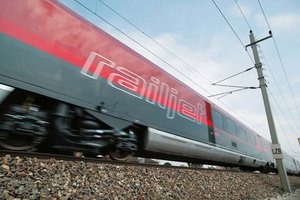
left=246, top=133, right=256, bottom=145
left=252, top=135, right=257, bottom=145
left=263, top=141, right=270, bottom=152
left=223, top=117, right=237, bottom=135
left=212, top=109, right=223, bottom=129
left=236, top=127, right=246, bottom=140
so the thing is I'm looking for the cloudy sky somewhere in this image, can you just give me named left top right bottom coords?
left=60, top=0, right=300, bottom=157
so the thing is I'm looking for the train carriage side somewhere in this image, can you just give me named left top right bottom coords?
left=210, top=104, right=270, bottom=169
left=283, top=152, right=300, bottom=175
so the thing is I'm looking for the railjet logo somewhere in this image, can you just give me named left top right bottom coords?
left=81, top=52, right=205, bottom=124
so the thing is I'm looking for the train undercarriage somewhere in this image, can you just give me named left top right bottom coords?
left=0, top=88, right=140, bottom=160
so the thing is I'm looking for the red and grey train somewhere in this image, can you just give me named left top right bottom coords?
left=0, top=0, right=299, bottom=174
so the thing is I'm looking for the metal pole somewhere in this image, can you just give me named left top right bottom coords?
left=248, top=30, right=291, bottom=193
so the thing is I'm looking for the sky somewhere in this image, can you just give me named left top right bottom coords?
left=59, top=0, right=300, bottom=158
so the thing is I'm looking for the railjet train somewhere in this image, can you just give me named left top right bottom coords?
left=0, top=0, right=299, bottom=174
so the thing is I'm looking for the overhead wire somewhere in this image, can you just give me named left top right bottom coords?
left=234, top=0, right=300, bottom=135
left=212, top=67, right=254, bottom=85
left=209, top=0, right=269, bottom=132
left=272, top=38, right=300, bottom=118
left=257, top=0, right=271, bottom=30
left=257, top=0, right=300, bottom=137
left=268, top=87, right=300, bottom=153
left=239, top=0, right=300, bottom=153
left=234, top=0, right=252, bottom=30
left=258, top=46, right=300, bottom=133
left=267, top=88, right=297, bottom=134
left=211, top=0, right=254, bottom=64
left=233, top=0, right=300, bottom=141
left=271, top=103, right=299, bottom=154
left=257, top=0, right=300, bottom=121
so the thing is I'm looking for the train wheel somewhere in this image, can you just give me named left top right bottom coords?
left=0, top=105, right=48, bottom=151
left=109, top=148, right=132, bottom=161
left=0, top=135, right=36, bottom=151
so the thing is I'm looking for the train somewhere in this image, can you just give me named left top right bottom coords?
left=0, top=0, right=299, bottom=174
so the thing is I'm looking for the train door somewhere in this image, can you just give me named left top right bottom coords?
left=256, top=135, right=264, bottom=159
left=292, top=158, right=299, bottom=172
left=205, top=102, right=215, bottom=144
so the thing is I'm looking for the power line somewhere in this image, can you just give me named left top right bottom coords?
left=268, top=88, right=300, bottom=154
left=235, top=0, right=300, bottom=139
left=211, top=0, right=244, bottom=48
left=210, top=0, right=300, bottom=151
left=212, top=66, right=254, bottom=85
left=209, top=66, right=259, bottom=98
left=211, top=0, right=254, bottom=64
left=272, top=107, right=299, bottom=154
left=257, top=0, right=300, bottom=122
left=267, top=87, right=298, bottom=135
left=267, top=83, right=300, bottom=136
left=240, top=0, right=300, bottom=136
left=214, top=2, right=272, bottom=134
left=209, top=0, right=269, bottom=132
left=258, top=46, right=300, bottom=133
left=234, top=0, right=252, bottom=30
left=228, top=1, right=282, bottom=136
left=257, top=0, right=272, bottom=31
left=272, top=38, right=300, bottom=118
left=230, top=0, right=300, bottom=141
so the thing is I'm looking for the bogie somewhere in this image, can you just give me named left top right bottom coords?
left=0, top=90, right=139, bottom=160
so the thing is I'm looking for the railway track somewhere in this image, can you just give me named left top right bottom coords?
left=0, top=149, right=271, bottom=175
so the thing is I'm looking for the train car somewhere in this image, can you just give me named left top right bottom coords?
left=0, top=0, right=298, bottom=173
left=283, top=152, right=300, bottom=175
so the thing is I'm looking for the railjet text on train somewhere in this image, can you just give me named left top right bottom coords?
left=81, top=52, right=205, bottom=123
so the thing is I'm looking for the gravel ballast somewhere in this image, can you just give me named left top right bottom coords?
left=1, top=155, right=300, bottom=199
